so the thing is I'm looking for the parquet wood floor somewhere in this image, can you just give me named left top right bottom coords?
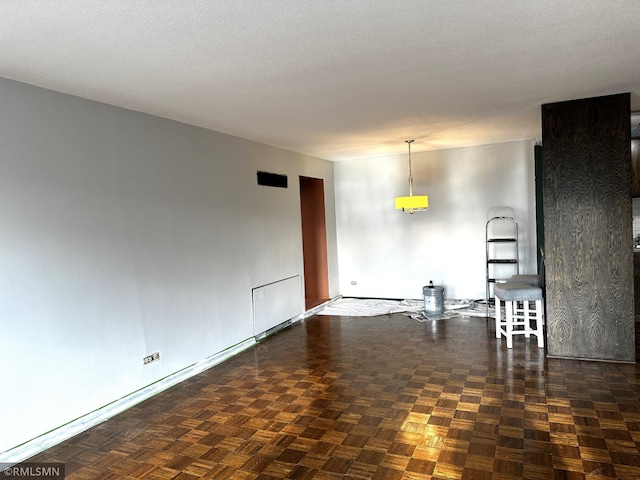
left=26, top=314, right=640, bottom=479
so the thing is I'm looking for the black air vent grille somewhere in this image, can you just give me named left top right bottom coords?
left=257, top=171, right=288, bottom=188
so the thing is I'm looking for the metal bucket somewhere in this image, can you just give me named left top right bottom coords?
left=423, top=283, right=445, bottom=316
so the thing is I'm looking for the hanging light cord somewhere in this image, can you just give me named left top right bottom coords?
left=406, top=139, right=414, bottom=197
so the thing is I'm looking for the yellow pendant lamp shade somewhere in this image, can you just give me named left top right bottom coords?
left=395, top=194, right=429, bottom=212
left=395, top=139, right=428, bottom=214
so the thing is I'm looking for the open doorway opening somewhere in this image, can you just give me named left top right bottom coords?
left=299, top=176, right=329, bottom=310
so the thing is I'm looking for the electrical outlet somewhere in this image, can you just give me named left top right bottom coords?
left=143, top=352, right=160, bottom=365
left=351, top=280, right=357, bottom=285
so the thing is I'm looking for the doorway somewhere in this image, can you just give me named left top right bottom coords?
left=299, top=176, right=329, bottom=310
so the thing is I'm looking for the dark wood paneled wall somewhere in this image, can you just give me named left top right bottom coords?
left=542, top=93, right=634, bottom=361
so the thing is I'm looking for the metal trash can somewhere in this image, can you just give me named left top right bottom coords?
left=423, top=281, right=445, bottom=316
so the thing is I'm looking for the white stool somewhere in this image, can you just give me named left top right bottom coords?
left=494, top=282, right=544, bottom=348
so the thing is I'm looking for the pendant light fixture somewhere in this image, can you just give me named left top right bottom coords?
left=394, top=139, right=428, bottom=214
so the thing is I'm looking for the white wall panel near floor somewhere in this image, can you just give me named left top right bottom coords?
left=252, top=275, right=304, bottom=336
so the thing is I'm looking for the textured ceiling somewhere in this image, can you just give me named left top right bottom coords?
left=1, top=1, right=639, bottom=161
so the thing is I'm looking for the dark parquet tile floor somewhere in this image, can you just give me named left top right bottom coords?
left=27, top=314, right=640, bottom=479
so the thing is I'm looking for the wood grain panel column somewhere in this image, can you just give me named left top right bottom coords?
left=542, top=93, right=634, bottom=361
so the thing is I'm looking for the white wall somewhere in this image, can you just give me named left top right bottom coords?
left=335, top=140, right=537, bottom=300
left=0, top=77, right=338, bottom=454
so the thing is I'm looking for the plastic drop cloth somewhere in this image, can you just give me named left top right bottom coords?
left=318, top=297, right=495, bottom=321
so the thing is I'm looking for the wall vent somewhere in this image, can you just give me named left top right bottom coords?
left=257, top=171, right=288, bottom=188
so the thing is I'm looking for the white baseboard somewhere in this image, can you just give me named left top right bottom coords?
left=0, top=338, right=256, bottom=465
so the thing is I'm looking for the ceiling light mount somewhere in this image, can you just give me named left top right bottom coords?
left=395, top=139, right=428, bottom=214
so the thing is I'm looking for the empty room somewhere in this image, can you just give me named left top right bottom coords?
left=2, top=2, right=640, bottom=479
